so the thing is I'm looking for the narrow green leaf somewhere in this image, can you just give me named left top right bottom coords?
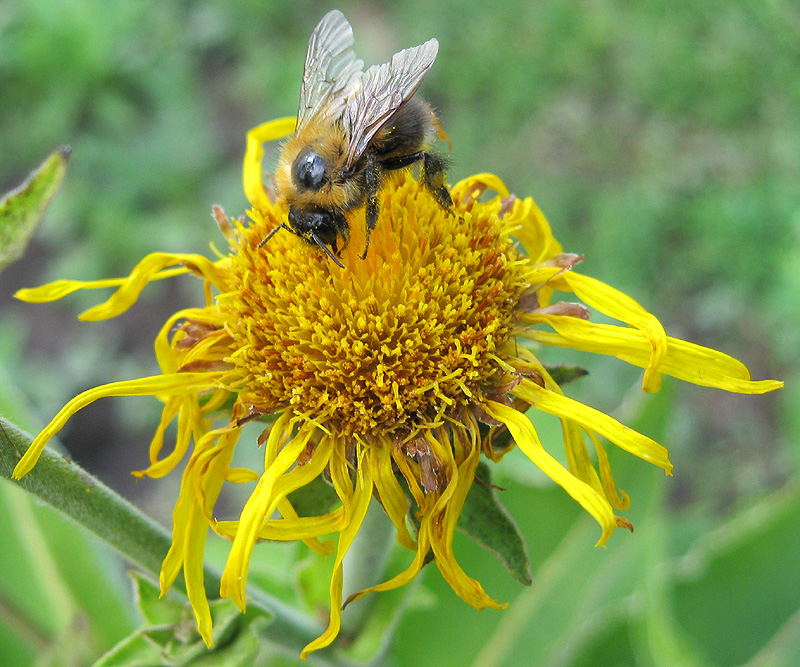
left=180, top=603, right=267, bottom=667
left=469, top=514, right=646, bottom=667
left=131, top=572, right=185, bottom=627
left=0, top=465, right=136, bottom=661
left=0, top=147, right=70, bottom=271
left=96, top=599, right=270, bottom=667
left=457, top=461, right=532, bottom=586
left=92, top=630, right=166, bottom=667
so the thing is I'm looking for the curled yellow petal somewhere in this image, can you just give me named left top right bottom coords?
left=509, top=197, right=562, bottom=264
left=14, top=268, right=187, bottom=304
left=429, top=445, right=506, bottom=609
left=451, top=172, right=510, bottom=201
left=343, top=526, right=431, bottom=610
left=552, top=272, right=667, bottom=392
left=524, top=314, right=783, bottom=394
left=659, top=337, right=783, bottom=393
left=368, top=439, right=417, bottom=550
left=12, top=372, right=226, bottom=479
left=220, top=427, right=331, bottom=610
left=77, top=253, right=226, bottom=321
left=513, top=378, right=673, bottom=473
left=159, top=426, right=238, bottom=647
left=301, top=455, right=374, bottom=659
left=481, top=399, right=616, bottom=545
left=588, top=431, right=631, bottom=510
left=243, top=116, right=296, bottom=210
left=132, top=396, right=185, bottom=479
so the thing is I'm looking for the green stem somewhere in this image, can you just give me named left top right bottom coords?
left=340, top=498, right=397, bottom=638
left=0, top=417, right=350, bottom=667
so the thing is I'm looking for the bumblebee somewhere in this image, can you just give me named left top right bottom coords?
left=261, top=10, right=452, bottom=266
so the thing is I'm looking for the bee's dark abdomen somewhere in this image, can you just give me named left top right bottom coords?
left=371, top=98, right=432, bottom=161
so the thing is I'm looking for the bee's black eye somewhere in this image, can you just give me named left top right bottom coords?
left=292, top=150, right=328, bottom=191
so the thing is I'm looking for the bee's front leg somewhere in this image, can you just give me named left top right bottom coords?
left=421, top=152, right=453, bottom=211
left=360, top=153, right=383, bottom=260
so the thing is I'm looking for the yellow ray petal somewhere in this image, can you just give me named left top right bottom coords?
left=132, top=396, right=186, bottom=479
left=481, top=399, right=616, bottom=545
left=524, top=314, right=783, bottom=394
left=243, top=117, right=296, bottom=210
left=220, top=427, right=330, bottom=609
left=560, top=417, right=605, bottom=495
left=552, top=272, right=667, bottom=392
left=509, top=197, right=562, bottom=264
left=186, top=429, right=238, bottom=646
left=12, top=372, right=225, bottom=479
left=76, top=253, right=226, bottom=321
left=154, top=306, right=223, bottom=374
left=158, top=426, right=238, bottom=647
left=513, top=378, right=672, bottom=473
left=587, top=430, right=630, bottom=510
left=343, top=526, right=431, bottom=610
left=13, top=268, right=187, bottom=304
left=451, top=173, right=510, bottom=201
left=429, top=445, right=506, bottom=609
left=301, top=457, right=374, bottom=658
left=368, top=440, right=417, bottom=550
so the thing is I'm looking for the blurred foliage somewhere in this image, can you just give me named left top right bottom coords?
left=0, top=0, right=798, bottom=665
left=0, top=147, right=69, bottom=271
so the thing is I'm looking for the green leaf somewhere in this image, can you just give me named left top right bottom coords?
left=94, top=598, right=270, bottom=667
left=0, top=418, right=182, bottom=583
left=457, top=461, right=532, bottom=586
left=287, top=472, right=339, bottom=518
left=91, top=630, right=166, bottom=667
left=0, top=147, right=70, bottom=271
left=0, top=468, right=136, bottom=664
left=131, top=572, right=185, bottom=627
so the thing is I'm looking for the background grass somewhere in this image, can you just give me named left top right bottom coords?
left=1, top=1, right=797, bottom=665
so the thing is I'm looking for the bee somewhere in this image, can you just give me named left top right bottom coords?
left=260, top=10, right=453, bottom=267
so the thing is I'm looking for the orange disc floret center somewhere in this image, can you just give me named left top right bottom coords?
left=219, top=175, right=528, bottom=437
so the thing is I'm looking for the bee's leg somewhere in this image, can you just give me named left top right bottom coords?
left=379, top=151, right=425, bottom=171
left=380, top=151, right=453, bottom=211
left=331, top=209, right=350, bottom=249
left=421, top=152, right=453, bottom=211
left=360, top=154, right=383, bottom=260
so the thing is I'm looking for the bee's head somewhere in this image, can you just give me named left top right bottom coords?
left=292, top=148, right=329, bottom=191
left=287, top=205, right=347, bottom=268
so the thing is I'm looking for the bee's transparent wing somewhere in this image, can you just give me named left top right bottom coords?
left=342, top=38, right=439, bottom=166
left=298, top=10, right=364, bottom=130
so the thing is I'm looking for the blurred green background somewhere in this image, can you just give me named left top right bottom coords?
left=1, top=0, right=798, bottom=665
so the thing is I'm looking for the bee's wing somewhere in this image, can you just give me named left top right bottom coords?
left=342, top=38, right=439, bottom=167
left=298, top=10, right=364, bottom=130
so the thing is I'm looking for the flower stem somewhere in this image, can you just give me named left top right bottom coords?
left=340, top=497, right=397, bottom=638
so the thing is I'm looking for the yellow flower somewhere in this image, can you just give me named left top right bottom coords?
left=13, top=118, right=782, bottom=658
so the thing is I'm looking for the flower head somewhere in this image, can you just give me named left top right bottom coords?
left=13, top=118, right=783, bottom=658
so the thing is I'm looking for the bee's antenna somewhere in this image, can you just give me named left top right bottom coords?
left=257, top=223, right=286, bottom=248
left=310, top=231, right=346, bottom=269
